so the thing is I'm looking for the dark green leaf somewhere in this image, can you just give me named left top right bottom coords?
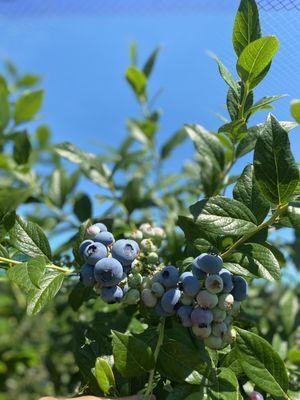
left=0, top=86, right=10, bottom=131
left=161, top=130, right=187, bottom=160
left=14, top=90, right=44, bottom=124
left=95, top=357, right=116, bottom=395
left=226, top=82, right=253, bottom=122
left=111, top=330, right=155, bottom=378
left=143, top=47, right=160, bottom=77
left=235, top=328, right=289, bottom=397
left=190, top=196, right=257, bottom=236
left=0, top=188, right=32, bottom=224
left=10, top=216, right=52, bottom=260
left=254, top=114, right=299, bottom=205
left=73, top=193, right=92, bottom=222
left=68, top=281, right=95, bottom=311
left=13, top=131, right=32, bottom=165
left=233, top=164, right=269, bottom=223
left=233, top=0, right=261, bottom=56
left=207, top=368, right=241, bottom=400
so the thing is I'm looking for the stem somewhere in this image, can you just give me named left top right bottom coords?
left=0, top=256, right=73, bottom=274
left=145, top=318, right=165, bottom=398
left=221, top=204, right=288, bottom=259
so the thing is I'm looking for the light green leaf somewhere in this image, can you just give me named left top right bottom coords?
left=10, top=216, right=52, bottom=260
left=212, top=55, right=238, bottom=95
left=0, top=243, right=9, bottom=258
left=233, top=164, right=269, bottom=223
left=95, top=357, right=116, bottom=395
left=14, top=89, right=44, bottom=124
left=111, top=330, right=155, bottom=378
left=125, top=66, right=147, bottom=102
left=7, top=256, right=46, bottom=291
left=290, top=99, right=300, bottom=123
left=190, top=196, right=257, bottom=236
left=247, top=94, right=287, bottom=116
left=254, top=114, right=299, bottom=205
left=27, top=270, right=64, bottom=315
left=235, top=328, right=289, bottom=397
left=0, top=86, right=10, bottom=131
left=48, top=167, right=70, bottom=208
left=237, top=36, right=279, bottom=88
left=279, top=205, right=300, bottom=229
left=280, top=290, right=299, bottom=335
left=233, top=0, right=261, bottom=56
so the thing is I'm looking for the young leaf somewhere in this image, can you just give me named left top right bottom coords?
left=95, top=357, right=116, bottom=395
left=111, top=330, right=155, bottom=378
left=7, top=256, right=46, bottom=291
left=10, top=216, right=52, bottom=260
left=190, top=196, right=257, bottom=236
left=247, top=94, right=287, bottom=117
left=233, top=164, right=269, bottom=223
left=73, top=193, right=92, bottom=222
left=143, top=47, right=160, bottom=78
left=233, top=0, right=261, bottom=56
left=13, top=131, right=32, bottom=165
left=27, top=270, right=64, bottom=315
left=235, top=328, right=289, bottom=397
left=48, top=167, right=70, bottom=208
left=227, top=82, right=253, bottom=122
left=290, top=99, right=300, bottom=123
left=125, top=66, right=147, bottom=102
left=211, top=54, right=238, bottom=95
left=161, top=130, right=187, bottom=160
left=237, top=36, right=279, bottom=88
left=254, top=114, right=299, bottom=205
left=14, top=89, right=44, bottom=124
left=0, top=86, right=10, bottom=131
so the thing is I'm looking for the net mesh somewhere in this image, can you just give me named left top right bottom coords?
left=258, top=0, right=300, bottom=11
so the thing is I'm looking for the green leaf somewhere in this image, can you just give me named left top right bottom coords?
left=207, top=368, right=241, bottom=400
left=48, top=167, right=70, bottom=208
left=280, top=290, right=299, bottom=335
left=0, top=243, right=9, bottom=258
left=16, top=74, right=41, bottom=88
left=7, top=256, right=46, bottom=291
left=95, top=357, right=116, bottom=395
left=10, top=216, right=52, bottom=260
left=143, top=47, right=160, bottom=77
left=254, top=114, right=299, bottom=205
left=13, top=131, right=32, bottom=165
left=0, top=188, right=32, bottom=224
left=235, top=328, right=289, bottom=397
left=68, top=281, right=95, bottom=311
left=14, top=89, right=44, bottom=124
left=190, top=196, right=257, bottom=236
left=247, top=94, right=287, bottom=117
left=125, top=66, right=147, bottom=102
left=237, top=36, right=279, bottom=88
left=233, top=164, right=269, bottom=223
left=27, top=270, right=64, bottom=315
left=185, top=125, right=225, bottom=196
left=211, top=54, right=238, bottom=95
left=111, top=330, right=154, bottom=378
left=225, top=242, right=281, bottom=281
left=290, top=99, right=300, bottom=123
left=227, top=82, right=253, bottom=122
left=233, top=0, right=261, bottom=56
left=161, top=130, right=187, bottom=160
left=0, top=86, right=10, bottom=131
left=279, top=205, right=300, bottom=229
left=73, top=193, right=92, bottom=222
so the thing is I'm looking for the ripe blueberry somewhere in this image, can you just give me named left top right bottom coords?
left=196, top=290, right=218, bottom=309
left=79, top=240, right=94, bottom=256
left=94, top=231, right=115, bottom=247
left=141, top=288, right=157, bottom=308
left=219, top=268, right=233, bottom=293
left=94, top=257, right=123, bottom=287
left=196, top=253, right=223, bottom=274
left=83, top=242, right=107, bottom=265
left=158, top=265, right=179, bottom=288
left=80, top=263, right=96, bottom=287
left=101, top=286, right=123, bottom=304
left=191, top=308, right=213, bottom=326
left=155, top=301, right=175, bottom=317
left=204, top=335, right=223, bottom=349
left=205, top=274, right=224, bottom=294
left=192, top=325, right=212, bottom=338
left=218, top=293, right=234, bottom=311
left=180, top=274, right=200, bottom=297
left=161, top=288, right=181, bottom=313
left=177, top=305, right=193, bottom=327
left=192, top=257, right=207, bottom=280
left=249, top=392, right=264, bottom=400
left=112, top=239, right=139, bottom=266
left=231, top=276, right=248, bottom=301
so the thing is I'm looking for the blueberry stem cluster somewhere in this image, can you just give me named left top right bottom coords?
left=0, top=256, right=73, bottom=274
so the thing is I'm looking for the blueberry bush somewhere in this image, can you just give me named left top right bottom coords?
left=0, top=0, right=300, bottom=399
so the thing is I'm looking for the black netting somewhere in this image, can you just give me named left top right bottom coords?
left=258, top=0, right=300, bottom=10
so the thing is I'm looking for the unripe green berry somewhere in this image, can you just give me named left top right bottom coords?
left=192, top=325, right=212, bottom=338
left=141, top=288, right=157, bottom=308
left=212, top=322, right=228, bottom=338
left=153, top=227, right=165, bottom=240
left=218, top=293, right=234, bottom=311
left=128, top=273, right=142, bottom=288
left=204, top=335, right=223, bottom=349
left=212, top=307, right=226, bottom=322
left=196, top=290, right=218, bottom=309
left=151, top=282, right=165, bottom=298
left=205, top=274, right=223, bottom=294
left=130, top=230, right=143, bottom=241
left=125, top=289, right=140, bottom=305
left=181, top=293, right=194, bottom=306
left=140, top=223, right=155, bottom=238
left=224, top=327, right=236, bottom=344
left=229, top=300, right=241, bottom=316
left=224, top=315, right=233, bottom=325
left=147, top=252, right=159, bottom=264
left=142, top=276, right=152, bottom=289
left=140, top=239, right=157, bottom=253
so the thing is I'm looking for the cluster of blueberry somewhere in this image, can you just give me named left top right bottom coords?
left=79, top=222, right=140, bottom=303
left=249, top=392, right=264, bottom=400
left=138, top=253, right=248, bottom=350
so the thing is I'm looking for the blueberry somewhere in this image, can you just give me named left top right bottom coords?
left=155, top=300, right=175, bottom=317
left=249, top=392, right=264, bottom=400
left=83, top=242, right=107, bottom=265
left=125, top=288, right=140, bottom=305
left=95, top=222, right=108, bottom=232
left=212, top=308, right=227, bottom=322
left=218, top=293, right=234, bottom=311
left=180, top=274, right=200, bottom=297
left=79, top=240, right=94, bottom=256
left=231, top=276, right=248, bottom=301
left=112, top=239, right=139, bottom=266
left=141, top=288, right=157, bottom=308
left=204, top=335, right=223, bottom=349
left=205, top=274, right=224, bottom=294
left=191, top=308, right=213, bottom=326
left=123, top=264, right=134, bottom=275
left=95, top=231, right=115, bottom=247
left=229, top=300, right=241, bottom=316
left=196, top=253, right=223, bottom=274
left=192, top=325, right=212, bottom=338
left=181, top=293, right=194, bottom=306
left=87, top=222, right=107, bottom=237
left=219, top=269, right=233, bottom=293
left=161, top=288, right=181, bottom=313
left=192, top=257, right=207, bottom=280
left=151, top=282, right=165, bottom=298
left=94, top=257, right=123, bottom=287
left=128, top=273, right=142, bottom=289
left=101, top=286, right=123, bottom=304
left=224, top=315, right=233, bottom=325
left=158, top=266, right=179, bottom=288
left=196, top=290, right=218, bottom=309
left=140, top=239, right=157, bottom=252
left=212, top=322, right=228, bottom=338
left=139, top=223, right=155, bottom=238
left=177, top=305, right=193, bottom=327
left=80, top=263, right=96, bottom=287
left=180, top=271, right=193, bottom=280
